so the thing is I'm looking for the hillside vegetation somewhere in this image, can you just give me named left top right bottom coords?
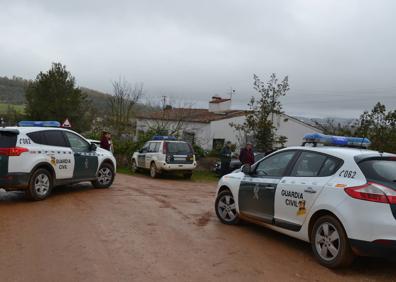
left=0, top=76, right=112, bottom=113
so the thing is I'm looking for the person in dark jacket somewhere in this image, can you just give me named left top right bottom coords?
left=219, top=141, right=232, bottom=176
left=239, top=142, right=255, bottom=166
left=100, top=131, right=111, bottom=151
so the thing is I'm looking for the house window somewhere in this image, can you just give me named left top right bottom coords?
left=182, top=131, right=195, bottom=145
left=212, top=139, right=225, bottom=151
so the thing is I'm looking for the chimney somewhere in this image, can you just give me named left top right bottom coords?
left=208, top=96, right=232, bottom=113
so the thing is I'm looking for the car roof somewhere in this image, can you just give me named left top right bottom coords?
left=149, top=140, right=187, bottom=143
left=2, top=126, right=86, bottom=138
left=278, top=145, right=396, bottom=160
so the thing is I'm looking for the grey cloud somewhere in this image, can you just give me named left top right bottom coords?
left=0, top=0, right=395, bottom=118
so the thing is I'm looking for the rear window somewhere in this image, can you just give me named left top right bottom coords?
left=358, top=159, right=396, bottom=185
left=166, top=142, right=192, bottom=155
left=0, top=131, right=18, bottom=147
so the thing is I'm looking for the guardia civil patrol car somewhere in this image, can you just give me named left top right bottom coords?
left=215, top=133, right=396, bottom=268
left=0, top=121, right=116, bottom=200
left=131, top=136, right=196, bottom=178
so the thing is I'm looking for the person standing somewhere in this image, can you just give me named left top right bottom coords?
left=219, top=141, right=232, bottom=176
left=239, top=142, right=255, bottom=166
left=100, top=131, right=111, bottom=151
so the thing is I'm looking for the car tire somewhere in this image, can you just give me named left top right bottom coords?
left=183, top=172, right=193, bottom=179
left=215, top=190, right=239, bottom=225
left=131, top=159, right=138, bottom=173
left=311, top=215, right=354, bottom=268
left=92, top=163, right=115, bottom=189
left=26, top=168, right=53, bottom=201
left=150, top=162, right=159, bottom=178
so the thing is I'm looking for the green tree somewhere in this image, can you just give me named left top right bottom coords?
left=25, top=63, right=90, bottom=132
left=355, top=102, right=396, bottom=153
left=231, top=73, right=289, bottom=152
left=313, top=118, right=354, bottom=136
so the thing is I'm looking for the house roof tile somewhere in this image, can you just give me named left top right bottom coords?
left=136, top=108, right=246, bottom=123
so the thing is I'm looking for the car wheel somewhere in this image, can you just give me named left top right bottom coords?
left=131, top=159, right=138, bottom=173
left=150, top=162, right=159, bottom=178
left=183, top=172, right=192, bottom=179
left=92, top=163, right=115, bottom=188
left=27, top=168, right=53, bottom=200
left=311, top=215, right=354, bottom=268
left=215, top=190, right=239, bottom=225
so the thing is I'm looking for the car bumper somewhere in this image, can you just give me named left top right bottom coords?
left=350, top=239, right=396, bottom=258
left=158, top=162, right=197, bottom=171
left=0, top=173, right=30, bottom=190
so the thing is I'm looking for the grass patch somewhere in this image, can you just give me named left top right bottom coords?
left=116, top=167, right=218, bottom=183
left=117, top=166, right=132, bottom=175
left=190, top=170, right=218, bottom=182
left=0, top=103, right=25, bottom=114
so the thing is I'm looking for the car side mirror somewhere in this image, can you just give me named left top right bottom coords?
left=241, top=164, right=252, bottom=175
left=90, top=143, right=97, bottom=151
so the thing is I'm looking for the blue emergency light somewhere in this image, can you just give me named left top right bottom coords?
left=303, top=133, right=371, bottom=148
left=152, top=136, right=177, bottom=141
left=18, top=121, right=61, bottom=127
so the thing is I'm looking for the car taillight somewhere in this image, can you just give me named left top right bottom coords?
left=0, top=147, right=29, bottom=156
left=345, top=182, right=396, bottom=204
left=163, top=142, right=168, bottom=155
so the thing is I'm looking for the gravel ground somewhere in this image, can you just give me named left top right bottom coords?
left=0, top=173, right=395, bottom=282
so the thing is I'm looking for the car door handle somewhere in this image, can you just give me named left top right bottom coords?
left=263, top=186, right=275, bottom=190
left=304, top=187, right=317, bottom=194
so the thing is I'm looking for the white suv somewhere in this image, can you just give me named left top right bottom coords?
left=131, top=136, right=197, bottom=178
left=0, top=121, right=116, bottom=200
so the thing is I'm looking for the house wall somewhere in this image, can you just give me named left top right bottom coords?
left=135, top=119, right=212, bottom=150
left=274, top=114, right=322, bottom=147
left=209, top=116, right=246, bottom=148
left=136, top=114, right=322, bottom=151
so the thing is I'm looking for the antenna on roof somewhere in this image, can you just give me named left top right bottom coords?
left=229, top=88, right=236, bottom=100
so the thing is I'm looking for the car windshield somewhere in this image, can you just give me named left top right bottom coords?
left=166, top=142, right=192, bottom=155
left=358, top=159, right=396, bottom=189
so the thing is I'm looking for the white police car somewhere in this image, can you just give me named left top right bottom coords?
left=131, top=136, right=196, bottom=178
left=215, top=133, right=396, bottom=268
left=0, top=121, right=116, bottom=200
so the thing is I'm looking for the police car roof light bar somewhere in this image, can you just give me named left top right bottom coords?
left=18, top=121, right=61, bottom=127
left=302, top=133, right=371, bottom=149
left=152, top=136, right=177, bottom=141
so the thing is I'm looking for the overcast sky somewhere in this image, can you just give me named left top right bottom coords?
left=0, top=0, right=395, bottom=118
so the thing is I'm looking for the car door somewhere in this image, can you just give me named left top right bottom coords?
left=137, top=142, right=149, bottom=168
left=274, top=151, right=343, bottom=230
left=40, top=130, right=75, bottom=180
left=64, top=131, right=98, bottom=180
left=238, top=150, right=298, bottom=224
left=145, top=142, right=160, bottom=168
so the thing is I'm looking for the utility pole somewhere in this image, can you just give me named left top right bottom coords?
left=162, top=95, right=167, bottom=110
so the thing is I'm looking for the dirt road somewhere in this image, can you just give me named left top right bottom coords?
left=0, top=174, right=395, bottom=282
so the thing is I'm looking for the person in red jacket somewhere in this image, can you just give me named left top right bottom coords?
left=239, top=143, right=255, bottom=166
left=100, top=131, right=112, bottom=151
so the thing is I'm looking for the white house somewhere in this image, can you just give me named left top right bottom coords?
left=136, top=96, right=322, bottom=151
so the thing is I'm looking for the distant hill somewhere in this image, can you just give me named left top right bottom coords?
left=0, top=76, right=28, bottom=104
left=0, top=76, right=154, bottom=115
left=0, top=76, right=112, bottom=112
left=294, top=116, right=356, bottom=127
